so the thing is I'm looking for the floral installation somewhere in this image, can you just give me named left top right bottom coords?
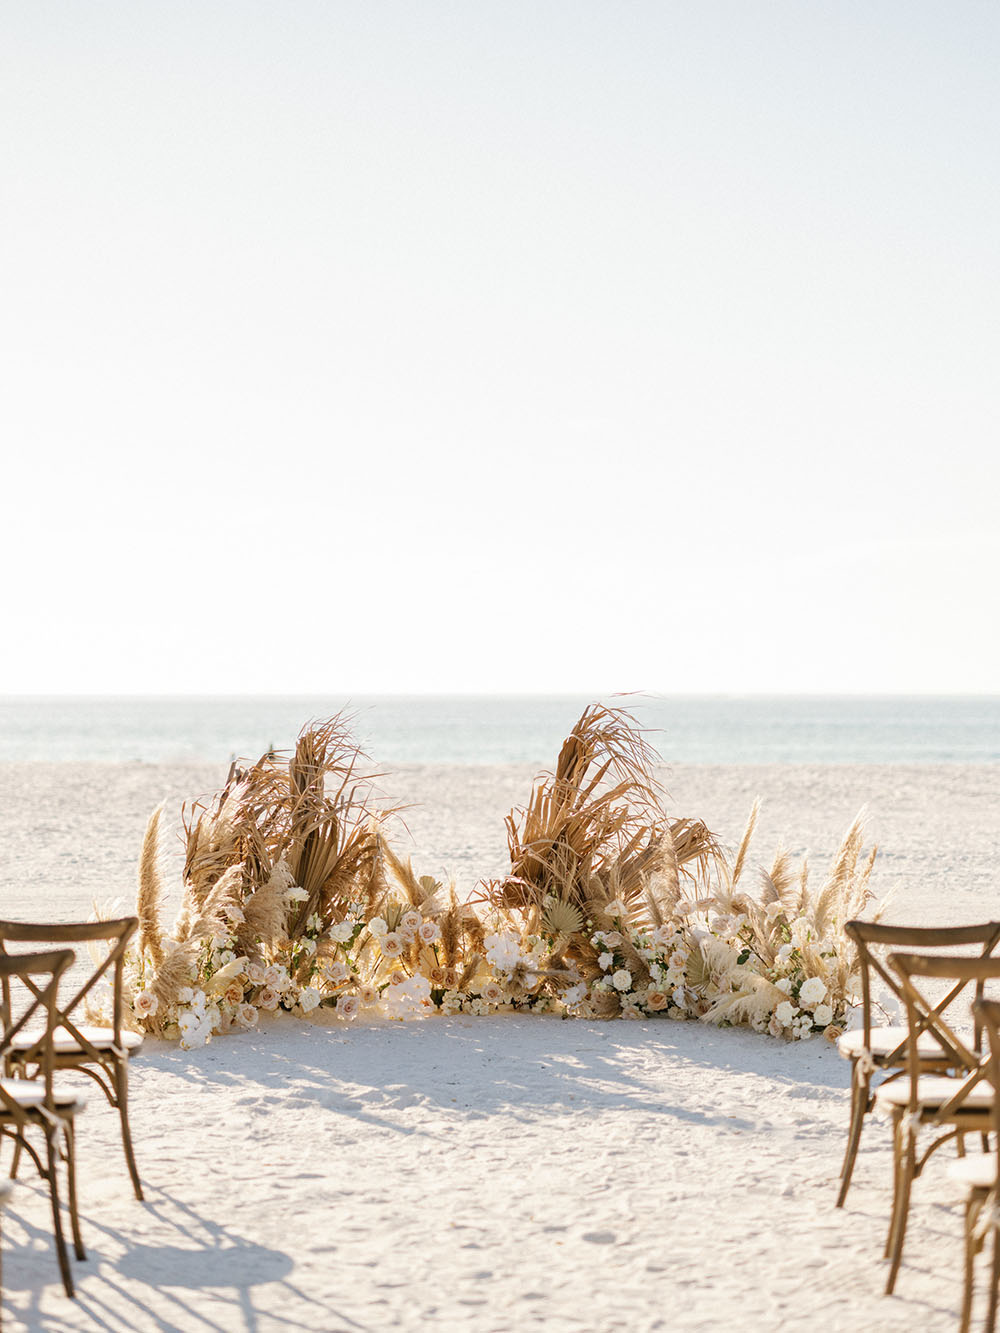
left=110, top=705, right=878, bottom=1047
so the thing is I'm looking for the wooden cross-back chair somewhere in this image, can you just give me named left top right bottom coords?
left=877, top=951, right=1000, bottom=1295
left=0, top=948, right=85, bottom=1298
left=0, top=918, right=144, bottom=1201
left=951, top=996, right=1000, bottom=1333
left=836, top=920, right=1000, bottom=1209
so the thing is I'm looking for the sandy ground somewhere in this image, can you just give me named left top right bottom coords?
left=0, top=762, right=998, bottom=1332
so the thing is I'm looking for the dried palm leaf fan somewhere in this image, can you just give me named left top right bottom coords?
left=482, top=701, right=723, bottom=925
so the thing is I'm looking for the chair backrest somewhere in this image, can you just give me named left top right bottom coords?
left=888, top=951, right=1000, bottom=1118
left=0, top=918, right=138, bottom=1063
left=0, top=949, right=75, bottom=1126
left=845, top=920, right=1000, bottom=1059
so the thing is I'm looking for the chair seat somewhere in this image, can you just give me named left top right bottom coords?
left=874, top=1075, right=994, bottom=1112
left=0, top=1079, right=86, bottom=1114
left=948, top=1154, right=999, bottom=1191
left=8, top=1025, right=144, bottom=1057
left=837, top=1025, right=954, bottom=1062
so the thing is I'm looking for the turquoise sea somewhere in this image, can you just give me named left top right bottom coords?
left=0, top=695, right=997, bottom=766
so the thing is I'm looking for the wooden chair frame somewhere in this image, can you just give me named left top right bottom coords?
left=837, top=920, right=1000, bottom=1208
left=881, top=951, right=1000, bottom=1295
left=0, top=948, right=83, bottom=1297
left=959, top=996, right=1000, bottom=1333
left=0, top=918, right=143, bottom=1200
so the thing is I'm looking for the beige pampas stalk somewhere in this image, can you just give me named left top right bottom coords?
left=730, top=798, right=760, bottom=889
left=137, top=803, right=166, bottom=968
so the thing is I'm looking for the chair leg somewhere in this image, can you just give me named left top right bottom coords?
left=886, top=1125, right=916, bottom=1294
left=837, top=1066, right=869, bottom=1207
left=8, top=1137, right=22, bottom=1181
left=63, top=1120, right=85, bottom=1262
left=45, top=1131, right=74, bottom=1298
left=961, top=1194, right=979, bottom=1333
left=114, top=1061, right=143, bottom=1201
left=885, top=1112, right=902, bottom=1259
left=989, top=1219, right=1000, bottom=1333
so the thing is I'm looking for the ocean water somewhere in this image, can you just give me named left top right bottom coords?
left=0, top=695, right=998, bottom=766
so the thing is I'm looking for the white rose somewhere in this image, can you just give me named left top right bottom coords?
left=379, top=932, right=404, bottom=957
left=298, top=985, right=322, bottom=1013
left=480, top=981, right=505, bottom=1006
left=612, top=969, right=632, bottom=993
left=775, top=977, right=792, bottom=994
left=401, top=911, right=422, bottom=931
left=418, top=921, right=441, bottom=944
left=798, top=976, right=826, bottom=1008
left=337, top=994, right=360, bottom=1020
left=367, top=917, right=388, bottom=937
left=330, top=921, right=355, bottom=944
left=133, top=989, right=158, bottom=1017
left=598, top=952, right=614, bottom=971
left=247, top=962, right=267, bottom=986
left=775, top=1000, right=796, bottom=1026
left=812, top=1002, right=834, bottom=1028
left=235, top=1003, right=258, bottom=1029
left=257, top=986, right=281, bottom=1012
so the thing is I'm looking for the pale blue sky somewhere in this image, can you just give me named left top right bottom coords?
left=2, top=2, right=997, bottom=693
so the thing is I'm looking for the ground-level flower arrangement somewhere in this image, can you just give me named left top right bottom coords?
left=103, top=706, right=877, bottom=1049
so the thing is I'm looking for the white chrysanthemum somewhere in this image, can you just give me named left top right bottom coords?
left=612, top=969, right=632, bottom=992
left=775, top=1000, right=797, bottom=1026
left=798, top=976, right=826, bottom=1008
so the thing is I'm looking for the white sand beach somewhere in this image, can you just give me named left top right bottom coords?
left=1, top=762, right=999, bottom=1332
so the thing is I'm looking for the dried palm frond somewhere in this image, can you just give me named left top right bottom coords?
left=703, top=971, right=788, bottom=1028
left=482, top=702, right=668, bottom=916
left=542, top=900, right=585, bottom=937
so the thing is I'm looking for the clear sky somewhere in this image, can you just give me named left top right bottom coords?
left=2, top=2, right=997, bottom=695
